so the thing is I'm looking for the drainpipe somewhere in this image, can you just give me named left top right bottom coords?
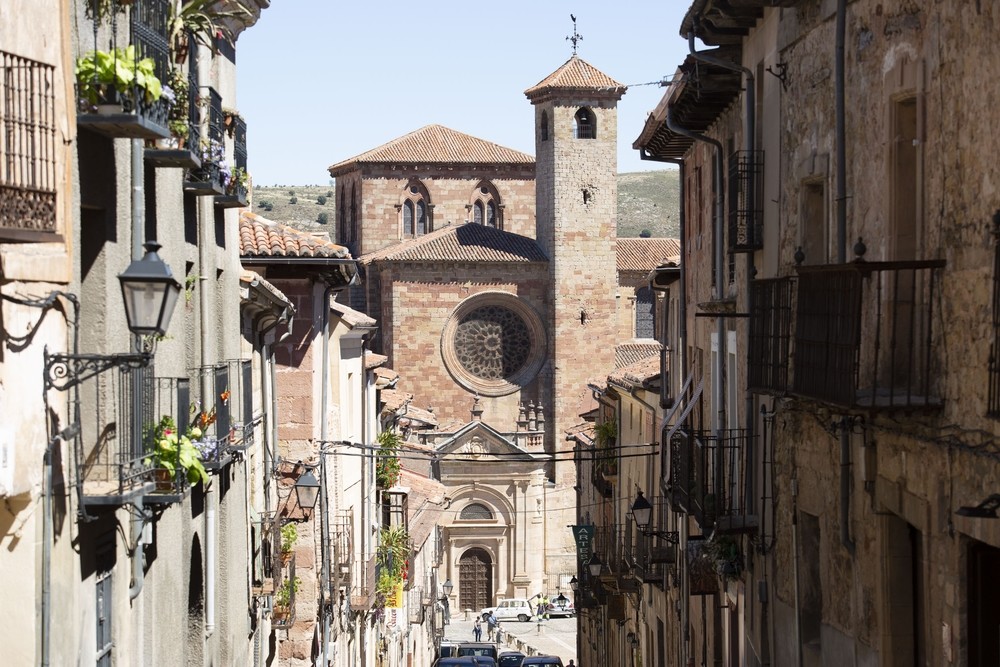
left=320, top=285, right=333, bottom=664
left=791, top=478, right=802, bottom=667
left=128, top=137, right=147, bottom=604
left=834, top=0, right=856, bottom=556
left=198, top=177, right=216, bottom=637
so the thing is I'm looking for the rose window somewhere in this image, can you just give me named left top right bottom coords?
left=454, top=306, right=531, bottom=380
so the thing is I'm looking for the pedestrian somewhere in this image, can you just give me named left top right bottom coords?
left=541, top=594, right=550, bottom=620
left=567, top=660, right=575, bottom=667
left=473, top=617, right=482, bottom=641
left=487, top=612, right=497, bottom=641
left=495, top=621, right=503, bottom=645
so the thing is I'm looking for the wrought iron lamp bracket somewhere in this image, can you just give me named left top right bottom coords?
left=643, top=529, right=680, bottom=544
left=44, top=348, right=151, bottom=392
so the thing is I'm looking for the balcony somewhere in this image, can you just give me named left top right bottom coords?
left=330, top=511, right=354, bottom=593
left=71, top=365, right=197, bottom=510
left=0, top=51, right=58, bottom=241
left=188, top=359, right=253, bottom=469
left=728, top=150, right=764, bottom=252
left=351, top=553, right=378, bottom=609
left=669, top=429, right=756, bottom=533
left=793, top=258, right=946, bottom=411
left=76, top=0, right=171, bottom=140
left=145, top=34, right=201, bottom=169
left=215, top=113, right=249, bottom=208
left=183, top=88, right=225, bottom=195
left=748, top=276, right=794, bottom=394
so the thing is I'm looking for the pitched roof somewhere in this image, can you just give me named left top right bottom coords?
left=608, top=354, right=661, bottom=390
left=617, top=238, right=682, bottom=273
left=331, top=300, right=376, bottom=329
left=398, top=469, right=447, bottom=549
left=328, top=124, right=534, bottom=176
left=239, top=211, right=351, bottom=259
left=524, top=55, right=626, bottom=101
left=380, top=388, right=413, bottom=416
left=360, top=222, right=548, bottom=264
left=616, top=339, right=662, bottom=368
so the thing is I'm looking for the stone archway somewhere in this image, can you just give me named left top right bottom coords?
left=458, top=547, right=493, bottom=611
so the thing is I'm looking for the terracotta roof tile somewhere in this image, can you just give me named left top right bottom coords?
left=331, top=300, right=376, bottom=329
left=240, top=211, right=351, bottom=259
left=328, top=124, right=533, bottom=176
left=239, top=270, right=292, bottom=306
left=360, top=222, right=548, bottom=264
left=399, top=469, right=447, bottom=548
left=374, top=366, right=398, bottom=382
left=380, top=388, right=413, bottom=415
left=364, top=351, right=388, bottom=370
left=609, top=355, right=661, bottom=389
left=617, top=238, right=681, bottom=273
left=398, top=405, right=439, bottom=429
left=616, top=340, right=662, bottom=368
left=524, top=55, right=626, bottom=100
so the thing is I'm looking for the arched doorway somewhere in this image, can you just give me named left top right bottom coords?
left=459, top=548, right=493, bottom=611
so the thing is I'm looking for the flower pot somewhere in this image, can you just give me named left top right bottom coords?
left=272, top=606, right=290, bottom=623
left=172, top=42, right=189, bottom=65
left=154, top=468, right=174, bottom=491
left=280, top=550, right=292, bottom=565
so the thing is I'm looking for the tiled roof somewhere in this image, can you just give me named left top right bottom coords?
left=524, top=55, right=626, bottom=100
left=364, top=351, right=387, bottom=370
left=239, top=270, right=291, bottom=306
left=331, top=300, right=376, bottom=329
left=360, top=222, right=548, bottom=264
left=608, top=355, right=661, bottom=389
left=240, top=211, right=351, bottom=259
left=399, top=469, right=447, bottom=548
left=399, top=405, right=439, bottom=429
left=616, top=339, right=662, bottom=368
left=374, top=366, right=398, bottom=383
left=617, top=238, right=681, bottom=273
left=328, top=124, right=534, bottom=175
left=380, top=388, right=412, bottom=415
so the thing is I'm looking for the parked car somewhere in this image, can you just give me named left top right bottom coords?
left=545, top=594, right=575, bottom=618
left=520, top=657, right=564, bottom=667
left=457, top=642, right=499, bottom=660
left=439, top=641, right=461, bottom=658
left=472, top=658, right=497, bottom=667
left=498, top=651, right=526, bottom=667
left=481, top=598, right=535, bottom=622
left=433, top=658, right=479, bottom=667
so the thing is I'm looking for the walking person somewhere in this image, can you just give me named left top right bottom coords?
left=473, top=617, right=482, bottom=642
left=495, top=621, right=503, bottom=646
left=487, top=612, right=497, bottom=641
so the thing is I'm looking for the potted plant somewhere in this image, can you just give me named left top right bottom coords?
left=222, top=107, right=243, bottom=137
left=375, top=429, right=402, bottom=489
left=155, top=68, right=191, bottom=149
left=594, top=419, right=617, bottom=476
left=146, top=415, right=210, bottom=488
left=75, top=46, right=163, bottom=113
left=272, top=576, right=300, bottom=622
left=279, top=523, right=297, bottom=563
left=226, top=167, right=250, bottom=197
left=703, top=535, right=742, bottom=580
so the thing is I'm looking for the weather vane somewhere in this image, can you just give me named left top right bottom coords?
left=566, top=14, right=583, bottom=55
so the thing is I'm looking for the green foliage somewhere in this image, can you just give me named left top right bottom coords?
left=327, top=190, right=334, bottom=198
left=288, top=190, right=295, bottom=196
left=594, top=419, right=617, bottom=473
left=375, top=429, right=402, bottom=488
left=316, top=195, right=327, bottom=205
left=375, top=526, right=410, bottom=595
left=169, top=0, right=251, bottom=55
left=288, top=196, right=297, bottom=205
left=703, top=536, right=742, bottom=579
left=146, top=415, right=209, bottom=486
left=75, top=46, right=163, bottom=107
left=280, top=523, right=298, bottom=553
left=275, top=576, right=300, bottom=607
left=227, top=167, right=249, bottom=195
left=639, top=229, right=652, bottom=238
left=317, top=212, right=329, bottom=225
left=258, top=199, right=272, bottom=209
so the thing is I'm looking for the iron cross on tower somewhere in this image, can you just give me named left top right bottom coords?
left=566, top=14, right=583, bottom=55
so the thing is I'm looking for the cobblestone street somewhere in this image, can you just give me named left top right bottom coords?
left=444, top=612, right=577, bottom=665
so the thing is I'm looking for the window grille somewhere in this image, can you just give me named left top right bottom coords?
left=989, top=215, right=1000, bottom=416
left=0, top=50, right=57, bottom=238
left=460, top=503, right=493, bottom=520
left=574, top=108, right=595, bottom=139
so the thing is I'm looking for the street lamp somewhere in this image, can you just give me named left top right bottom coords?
left=118, top=241, right=182, bottom=337
left=295, top=467, right=320, bottom=511
left=442, top=579, right=454, bottom=597
left=588, top=553, right=603, bottom=577
left=569, top=576, right=578, bottom=591
left=630, top=491, right=679, bottom=543
left=43, top=241, right=182, bottom=391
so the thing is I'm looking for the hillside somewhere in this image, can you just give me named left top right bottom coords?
left=251, top=170, right=680, bottom=241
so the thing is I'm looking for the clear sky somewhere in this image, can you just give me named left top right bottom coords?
left=236, top=2, right=694, bottom=186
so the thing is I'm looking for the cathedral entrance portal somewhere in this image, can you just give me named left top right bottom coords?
left=458, top=548, right=493, bottom=611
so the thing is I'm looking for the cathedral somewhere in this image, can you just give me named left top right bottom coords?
left=327, top=54, right=677, bottom=611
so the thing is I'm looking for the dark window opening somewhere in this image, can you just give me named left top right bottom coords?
left=574, top=108, right=595, bottom=139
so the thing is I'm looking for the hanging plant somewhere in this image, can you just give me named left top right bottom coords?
left=375, top=428, right=402, bottom=489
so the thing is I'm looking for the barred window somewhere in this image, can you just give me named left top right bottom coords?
left=574, top=107, right=595, bottom=139
left=460, top=503, right=494, bottom=520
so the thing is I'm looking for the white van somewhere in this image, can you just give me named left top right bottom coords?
left=480, top=598, right=535, bottom=622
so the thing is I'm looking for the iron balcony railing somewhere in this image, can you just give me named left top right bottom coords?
left=73, top=366, right=190, bottom=509
left=728, top=150, right=764, bottom=252
left=670, top=429, right=754, bottom=533
left=188, top=359, right=254, bottom=468
left=183, top=87, right=225, bottom=195
left=793, top=258, right=946, bottom=410
left=748, top=276, right=795, bottom=394
left=77, top=0, right=171, bottom=139
left=0, top=50, right=57, bottom=240
left=216, top=112, right=248, bottom=207
left=330, top=511, right=353, bottom=592
left=145, top=32, right=201, bottom=169
left=351, top=553, right=378, bottom=609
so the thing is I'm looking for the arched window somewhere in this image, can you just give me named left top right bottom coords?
left=403, top=200, right=414, bottom=236
left=469, top=181, right=502, bottom=230
left=401, top=181, right=431, bottom=238
left=416, top=200, right=427, bottom=235
left=574, top=107, right=595, bottom=139
left=540, top=110, right=549, bottom=141
left=460, top=503, right=494, bottom=520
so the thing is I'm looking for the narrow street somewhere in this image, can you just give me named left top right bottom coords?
left=444, top=614, right=577, bottom=665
